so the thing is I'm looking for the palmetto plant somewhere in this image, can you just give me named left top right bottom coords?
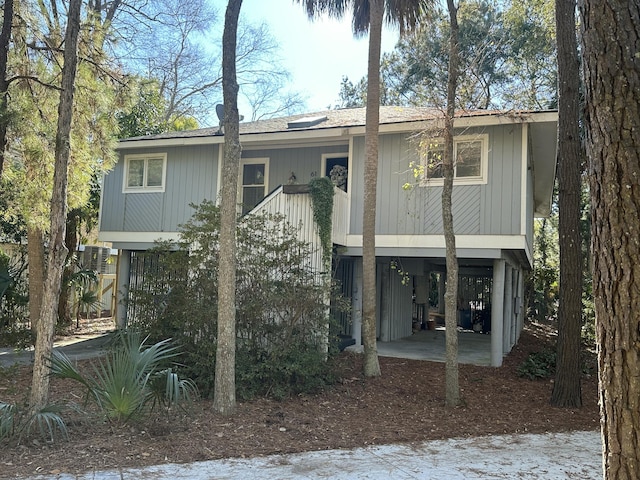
left=50, top=332, right=197, bottom=423
left=0, top=401, right=68, bottom=443
left=68, top=267, right=101, bottom=326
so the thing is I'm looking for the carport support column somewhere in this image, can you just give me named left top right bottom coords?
left=379, top=260, right=391, bottom=342
left=352, top=257, right=363, bottom=346
left=516, top=269, right=524, bottom=338
left=504, top=265, right=513, bottom=353
left=491, top=259, right=505, bottom=367
left=438, top=273, right=446, bottom=314
left=115, top=249, right=131, bottom=330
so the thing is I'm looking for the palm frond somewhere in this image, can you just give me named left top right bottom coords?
left=149, top=367, right=199, bottom=409
left=23, top=405, right=68, bottom=442
left=0, top=401, right=17, bottom=439
left=49, top=351, right=98, bottom=406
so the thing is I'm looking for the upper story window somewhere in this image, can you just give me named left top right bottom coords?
left=240, top=158, right=269, bottom=215
left=123, top=153, right=167, bottom=193
left=420, top=134, right=488, bottom=186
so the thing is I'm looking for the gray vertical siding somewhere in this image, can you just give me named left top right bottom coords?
left=102, top=125, right=527, bottom=240
left=100, top=159, right=127, bottom=231
left=100, top=145, right=219, bottom=233
left=349, top=125, right=523, bottom=236
left=242, top=145, right=348, bottom=192
left=388, top=262, right=416, bottom=340
left=480, top=125, right=522, bottom=235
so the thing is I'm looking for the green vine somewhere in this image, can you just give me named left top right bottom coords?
left=308, top=176, right=334, bottom=269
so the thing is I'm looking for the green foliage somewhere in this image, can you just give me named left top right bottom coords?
left=0, top=401, right=68, bottom=444
left=390, top=259, right=410, bottom=286
left=50, top=332, right=197, bottom=423
left=3, top=1, right=122, bottom=237
left=127, top=201, right=343, bottom=400
left=517, top=348, right=556, bottom=380
left=236, top=343, right=339, bottom=400
left=518, top=344, right=596, bottom=380
left=66, top=267, right=101, bottom=325
left=308, top=176, right=334, bottom=270
left=532, top=217, right=559, bottom=321
left=337, top=0, right=557, bottom=111
left=0, top=179, right=27, bottom=244
left=116, top=80, right=199, bottom=139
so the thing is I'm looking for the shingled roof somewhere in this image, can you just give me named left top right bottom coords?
left=120, top=106, right=521, bottom=143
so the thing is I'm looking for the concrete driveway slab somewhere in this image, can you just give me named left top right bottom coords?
left=24, top=430, right=602, bottom=480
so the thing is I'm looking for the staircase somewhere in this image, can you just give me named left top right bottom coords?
left=249, top=184, right=348, bottom=276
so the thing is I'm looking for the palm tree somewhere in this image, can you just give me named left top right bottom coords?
left=295, top=0, right=432, bottom=377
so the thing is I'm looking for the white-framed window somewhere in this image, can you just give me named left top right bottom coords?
left=123, top=153, right=167, bottom=192
left=420, top=134, right=488, bottom=186
left=321, top=153, right=349, bottom=192
left=240, top=158, right=269, bottom=215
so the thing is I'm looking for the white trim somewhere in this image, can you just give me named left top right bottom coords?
left=97, top=232, right=528, bottom=252
left=520, top=124, right=528, bottom=236
left=122, top=153, right=167, bottom=193
left=419, top=134, right=489, bottom=186
left=239, top=157, right=269, bottom=213
left=344, top=234, right=528, bottom=250
left=98, top=231, right=181, bottom=243
left=242, top=140, right=348, bottom=150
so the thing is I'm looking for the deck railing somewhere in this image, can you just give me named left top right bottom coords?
left=248, top=184, right=349, bottom=274
left=332, top=187, right=348, bottom=246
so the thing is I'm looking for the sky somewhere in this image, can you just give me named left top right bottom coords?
left=218, top=0, right=400, bottom=115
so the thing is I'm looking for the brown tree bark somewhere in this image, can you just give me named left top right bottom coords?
left=443, top=0, right=460, bottom=408
left=580, top=0, right=640, bottom=477
left=213, top=0, right=243, bottom=416
left=551, top=0, right=583, bottom=408
left=0, top=0, right=13, bottom=181
left=27, top=226, right=45, bottom=331
left=58, top=209, right=80, bottom=328
left=362, top=0, right=383, bottom=378
left=30, top=0, right=82, bottom=411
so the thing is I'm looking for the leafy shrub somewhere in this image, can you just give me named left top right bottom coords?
left=127, top=201, right=345, bottom=399
left=236, top=341, right=339, bottom=401
left=50, top=331, right=197, bottom=423
left=517, top=348, right=556, bottom=379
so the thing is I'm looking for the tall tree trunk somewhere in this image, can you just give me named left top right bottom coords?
left=443, top=0, right=461, bottom=407
left=27, top=226, right=45, bottom=331
left=0, top=0, right=13, bottom=180
left=362, top=0, right=383, bottom=378
left=213, top=0, right=243, bottom=416
left=30, top=0, right=82, bottom=411
left=58, top=209, right=80, bottom=328
left=551, top=0, right=583, bottom=408
left=580, top=0, right=640, bottom=478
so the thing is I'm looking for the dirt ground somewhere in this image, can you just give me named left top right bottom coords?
left=0, top=320, right=599, bottom=479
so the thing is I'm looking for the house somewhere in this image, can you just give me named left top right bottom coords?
left=98, top=106, right=558, bottom=367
